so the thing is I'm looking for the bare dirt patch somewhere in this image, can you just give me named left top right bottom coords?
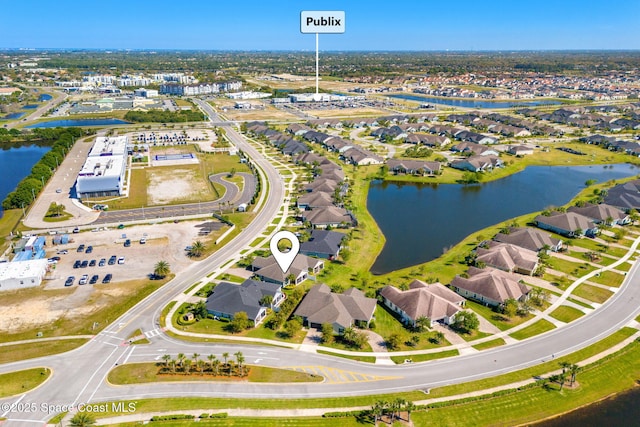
left=147, top=167, right=210, bottom=204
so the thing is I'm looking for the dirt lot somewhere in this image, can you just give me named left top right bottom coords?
left=0, top=221, right=223, bottom=334
left=147, top=167, right=210, bottom=204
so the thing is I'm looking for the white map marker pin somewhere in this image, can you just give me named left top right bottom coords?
left=270, top=230, right=300, bottom=274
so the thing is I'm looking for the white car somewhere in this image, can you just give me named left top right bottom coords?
left=117, top=256, right=125, bottom=265
left=79, top=274, right=89, bottom=285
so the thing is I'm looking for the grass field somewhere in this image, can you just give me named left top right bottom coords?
left=0, top=209, right=23, bottom=253
left=549, top=305, right=585, bottom=323
left=315, top=350, right=376, bottom=363
left=509, top=319, right=556, bottom=341
left=572, top=283, right=614, bottom=304
left=371, top=305, right=451, bottom=351
left=472, top=338, right=507, bottom=351
left=391, top=349, right=460, bottom=364
left=589, top=270, right=625, bottom=287
left=107, top=362, right=322, bottom=385
left=0, top=339, right=88, bottom=364
left=465, top=300, right=533, bottom=331
left=545, top=256, right=597, bottom=277
left=0, top=368, right=51, bottom=398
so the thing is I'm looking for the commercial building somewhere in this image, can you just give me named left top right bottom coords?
left=0, top=259, right=49, bottom=291
left=76, top=136, right=128, bottom=198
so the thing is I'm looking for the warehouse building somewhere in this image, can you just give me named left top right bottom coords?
left=0, top=259, right=49, bottom=291
left=76, top=136, right=128, bottom=198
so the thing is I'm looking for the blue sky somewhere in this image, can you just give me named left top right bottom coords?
left=2, top=0, right=638, bottom=50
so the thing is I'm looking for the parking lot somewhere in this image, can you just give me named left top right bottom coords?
left=44, top=221, right=208, bottom=289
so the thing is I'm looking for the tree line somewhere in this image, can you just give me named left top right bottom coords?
left=2, top=128, right=85, bottom=210
left=123, top=109, right=205, bottom=123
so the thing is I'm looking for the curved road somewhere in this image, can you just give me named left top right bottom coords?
left=2, top=100, right=640, bottom=425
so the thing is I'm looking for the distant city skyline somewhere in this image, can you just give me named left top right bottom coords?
left=2, top=1, right=639, bottom=51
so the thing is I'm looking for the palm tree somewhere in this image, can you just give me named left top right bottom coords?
left=197, top=359, right=205, bottom=375
left=234, top=351, right=245, bottom=377
left=69, top=412, right=96, bottom=427
left=192, top=353, right=200, bottom=365
left=207, top=354, right=217, bottom=372
left=569, top=364, right=581, bottom=386
left=161, top=354, right=171, bottom=371
left=222, top=352, right=230, bottom=373
left=189, top=240, right=205, bottom=257
left=183, top=358, right=192, bottom=375
left=405, top=401, right=416, bottom=423
left=212, top=358, right=221, bottom=376
left=153, top=260, right=171, bottom=278
left=169, top=359, right=176, bottom=374
left=177, top=353, right=185, bottom=369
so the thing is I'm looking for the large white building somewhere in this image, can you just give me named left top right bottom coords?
left=76, top=136, right=128, bottom=198
left=0, top=259, right=49, bottom=291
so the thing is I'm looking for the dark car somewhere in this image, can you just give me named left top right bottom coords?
left=65, top=276, right=75, bottom=286
left=98, top=258, right=106, bottom=267
left=80, top=260, right=88, bottom=268
left=77, top=244, right=85, bottom=253
left=108, top=255, right=117, bottom=265
left=89, top=259, right=96, bottom=267
left=117, top=224, right=125, bottom=229
left=124, top=239, right=131, bottom=247
left=102, top=273, right=112, bottom=284
left=85, top=246, right=93, bottom=254
left=73, top=260, right=81, bottom=269
left=50, top=256, right=61, bottom=262
left=89, top=275, right=99, bottom=284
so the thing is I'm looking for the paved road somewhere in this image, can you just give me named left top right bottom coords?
left=2, top=100, right=640, bottom=425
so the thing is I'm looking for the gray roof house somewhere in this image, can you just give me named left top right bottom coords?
left=534, top=212, right=598, bottom=238
left=302, top=206, right=355, bottom=229
left=387, top=159, right=441, bottom=176
left=603, top=179, right=640, bottom=211
left=205, top=279, right=285, bottom=326
left=251, top=254, right=324, bottom=286
left=567, top=203, right=631, bottom=225
left=293, top=284, right=376, bottom=333
left=379, top=280, right=465, bottom=327
left=476, top=242, right=539, bottom=275
left=450, top=155, right=503, bottom=172
left=493, top=227, right=563, bottom=253
left=451, top=267, right=531, bottom=308
left=299, top=229, right=346, bottom=260
left=297, top=191, right=334, bottom=210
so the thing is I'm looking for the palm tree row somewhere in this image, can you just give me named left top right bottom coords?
left=370, top=398, right=417, bottom=425
left=159, top=351, right=247, bottom=377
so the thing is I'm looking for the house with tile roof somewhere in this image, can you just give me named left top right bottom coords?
left=451, top=267, right=531, bottom=308
left=567, top=203, right=630, bottom=226
left=476, top=242, right=539, bottom=275
left=534, top=211, right=598, bottom=238
left=493, top=227, right=563, bottom=253
left=251, top=254, right=324, bottom=286
left=205, top=279, right=285, bottom=326
left=293, top=284, right=376, bottom=333
left=379, top=280, right=465, bottom=327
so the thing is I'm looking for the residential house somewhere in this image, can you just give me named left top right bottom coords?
left=476, top=242, right=539, bottom=275
left=451, top=267, right=531, bottom=308
left=379, top=280, right=465, bottom=327
left=302, top=206, right=355, bottom=228
left=604, top=179, right=640, bottom=211
left=251, top=254, right=324, bottom=286
left=507, top=145, right=535, bottom=156
left=287, top=123, right=313, bottom=136
left=450, top=155, right=503, bottom=172
left=297, top=191, right=335, bottom=210
left=205, top=279, right=285, bottom=326
left=293, top=284, right=377, bottom=333
left=405, top=133, right=450, bottom=147
left=371, top=126, right=407, bottom=141
left=304, top=178, right=340, bottom=193
left=493, top=227, right=563, bottom=253
left=534, top=211, right=598, bottom=238
left=342, top=148, right=385, bottom=166
left=567, top=203, right=631, bottom=226
left=451, top=142, right=499, bottom=156
left=299, top=229, right=346, bottom=260
left=387, top=159, right=441, bottom=176
left=454, top=130, right=498, bottom=145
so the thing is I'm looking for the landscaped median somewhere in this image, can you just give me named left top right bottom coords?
left=0, top=367, right=51, bottom=398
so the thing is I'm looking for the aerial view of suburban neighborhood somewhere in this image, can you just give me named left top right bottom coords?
left=1, top=2, right=640, bottom=426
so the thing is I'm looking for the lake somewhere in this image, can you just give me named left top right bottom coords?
left=0, top=144, right=51, bottom=214
left=26, top=118, right=131, bottom=128
left=534, top=387, right=640, bottom=427
left=2, top=112, right=25, bottom=120
left=389, top=93, right=562, bottom=109
left=38, top=94, right=52, bottom=101
left=368, top=164, right=639, bottom=274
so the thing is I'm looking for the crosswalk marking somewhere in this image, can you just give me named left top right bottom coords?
left=285, top=366, right=400, bottom=384
left=144, top=328, right=163, bottom=338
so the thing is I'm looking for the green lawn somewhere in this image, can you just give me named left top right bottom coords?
left=567, top=250, right=615, bottom=266
left=472, top=338, right=506, bottom=351
left=466, top=300, right=533, bottom=331
left=509, top=319, right=556, bottom=341
left=102, top=417, right=364, bottom=427
left=572, top=283, right=614, bottom=304
left=0, top=339, right=89, bottom=364
left=371, top=305, right=451, bottom=351
left=545, top=256, right=597, bottom=277
left=316, top=350, right=376, bottom=363
left=0, top=209, right=23, bottom=253
left=0, top=368, right=51, bottom=398
left=107, top=362, right=322, bottom=385
left=567, top=238, right=627, bottom=258
left=589, top=270, right=625, bottom=287
left=549, top=306, right=585, bottom=323
left=391, top=349, right=459, bottom=364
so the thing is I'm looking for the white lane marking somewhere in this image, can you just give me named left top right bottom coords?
left=1, top=394, right=25, bottom=417
left=71, top=345, right=120, bottom=406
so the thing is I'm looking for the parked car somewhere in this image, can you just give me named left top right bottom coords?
left=80, top=260, right=88, bottom=268
left=89, top=275, right=99, bottom=284
left=140, top=237, right=146, bottom=244
left=79, top=274, right=89, bottom=285
left=117, top=224, right=125, bottom=229
left=89, top=259, right=96, bottom=267
left=77, top=244, right=85, bottom=253
left=98, top=258, right=106, bottom=267
left=102, top=273, right=112, bottom=284
left=57, top=250, right=68, bottom=255
left=65, top=276, right=75, bottom=286
left=73, top=260, right=81, bottom=269
left=124, top=239, right=131, bottom=247
left=117, top=256, right=125, bottom=265
left=85, top=245, right=93, bottom=254
left=50, top=256, right=61, bottom=262
left=108, top=255, right=117, bottom=265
